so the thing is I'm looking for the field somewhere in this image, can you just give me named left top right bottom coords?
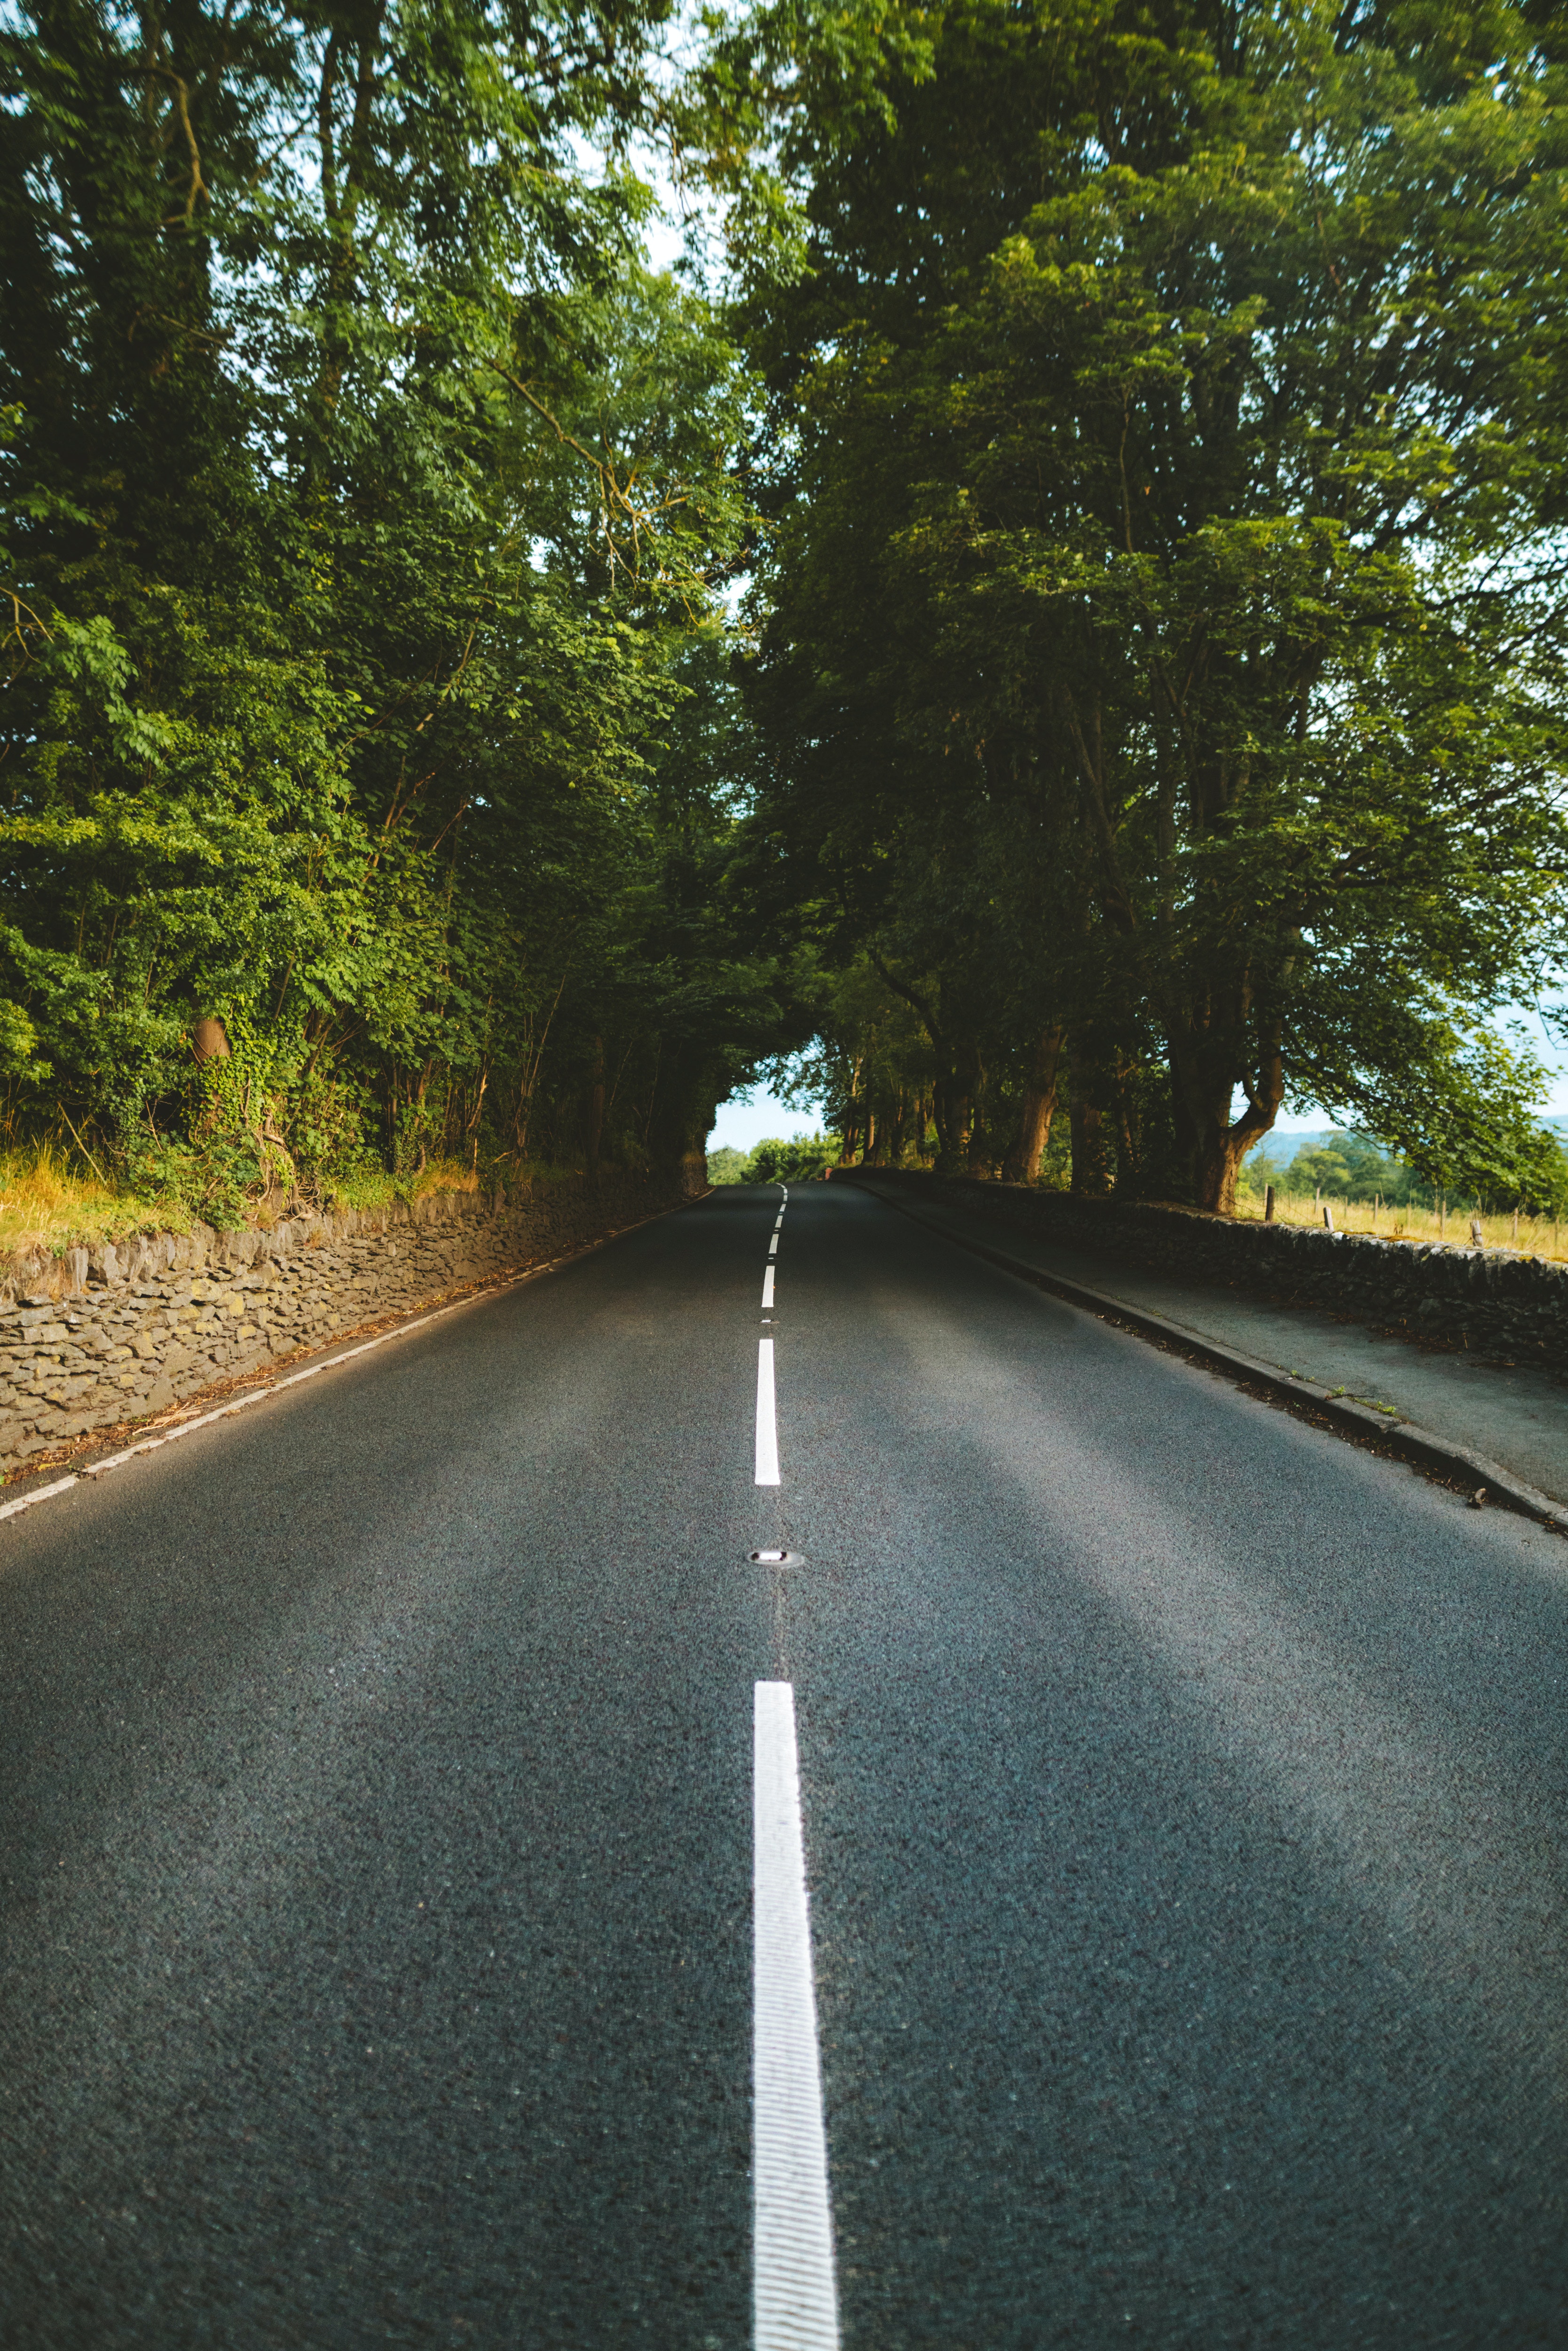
left=1238, top=1187, right=1568, bottom=1263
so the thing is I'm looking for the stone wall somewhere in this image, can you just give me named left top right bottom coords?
left=0, top=1165, right=698, bottom=1468
left=841, top=1167, right=1568, bottom=1373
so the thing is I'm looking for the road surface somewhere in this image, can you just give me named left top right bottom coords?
left=2, top=1180, right=1566, bottom=2347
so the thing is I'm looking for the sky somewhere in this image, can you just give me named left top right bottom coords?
left=709, top=1089, right=818, bottom=1153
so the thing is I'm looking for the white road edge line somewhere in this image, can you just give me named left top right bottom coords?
left=2, top=1207, right=678, bottom=1523
left=754, top=1681, right=839, bottom=2351
left=0, top=1475, right=78, bottom=1523
left=755, top=1338, right=781, bottom=1486
left=762, top=1267, right=775, bottom=1310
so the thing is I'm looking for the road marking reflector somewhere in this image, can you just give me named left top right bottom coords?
left=754, top=1681, right=839, bottom=2351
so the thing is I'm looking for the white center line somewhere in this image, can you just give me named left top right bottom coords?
left=755, top=1340, right=780, bottom=1485
left=768, top=1234, right=779, bottom=1257
left=754, top=1682, right=839, bottom=2351
left=762, top=1266, right=775, bottom=1310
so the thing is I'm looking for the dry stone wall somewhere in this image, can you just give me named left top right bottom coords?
left=843, top=1168, right=1568, bottom=1374
left=0, top=1165, right=698, bottom=1470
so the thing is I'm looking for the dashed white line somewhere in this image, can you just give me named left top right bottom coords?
left=768, top=1234, right=780, bottom=1257
left=756, top=1340, right=781, bottom=1486
left=763, top=1267, right=775, bottom=1310
left=754, top=1681, right=839, bottom=2350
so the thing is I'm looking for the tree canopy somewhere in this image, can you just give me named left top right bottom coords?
left=0, top=0, right=799, bottom=1217
left=3, top=0, right=1566, bottom=1228
left=708, top=0, right=1568, bottom=1211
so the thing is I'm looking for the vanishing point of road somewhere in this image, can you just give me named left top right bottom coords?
left=2, top=1181, right=1565, bottom=2347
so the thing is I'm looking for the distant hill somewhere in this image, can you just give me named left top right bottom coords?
left=1252, top=1115, right=1568, bottom=1169
left=1249, top=1129, right=1335, bottom=1168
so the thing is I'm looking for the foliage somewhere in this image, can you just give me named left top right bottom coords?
left=0, top=0, right=799, bottom=1231
left=745, top=1129, right=838, bottom=1182
left=8, top=0, right=1567, bottom=1240
left=716, top=0, right=1568, bottom=1213
left=706, top=1130, right=839, bottom=1181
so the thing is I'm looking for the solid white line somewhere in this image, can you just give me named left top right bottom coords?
left=0, top=1475, right=78, bottom=1523
left=83, top=1293, right=472, bottom=1478
left=754, top=1681, right=839, bottom=2351
left=768, top=1235, right=779, bottom=1257
left=762, top=1267, right=775, bottom=1310
left=755, top=1339, right=780, bottom=1486
left=2, top=1206, right=679, bottom=1523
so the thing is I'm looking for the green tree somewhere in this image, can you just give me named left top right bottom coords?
left=0, top=0, right=797, bottom=1213
left=716, top=0, right=1568, bottom=1211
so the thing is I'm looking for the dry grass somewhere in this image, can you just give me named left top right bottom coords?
left=0, top=1140, right=491, bottom=1265
left=1238, top=1186, right=1568, bottom=1263
left=0, top=1140, right=195, bottom=1262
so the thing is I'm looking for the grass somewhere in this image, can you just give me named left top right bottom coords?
left=0, top=1140, right=209, bottom=1262
left=1236, top=1186, right=1568, bottom=1263
left=0, top=1139, right=507, bottom=1264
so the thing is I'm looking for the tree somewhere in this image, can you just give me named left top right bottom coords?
left=0, top=0, right=800, bottom=1212
left=713, top=0, right=1568, bottom=1211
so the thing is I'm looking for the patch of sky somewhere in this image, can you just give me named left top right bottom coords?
left=710, top=1085, right=823, bottom=1154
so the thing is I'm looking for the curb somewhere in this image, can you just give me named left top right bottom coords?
left=844, top=1174, right=1567, bottom=1533
left=0, top=1191, right=708, bottom=1530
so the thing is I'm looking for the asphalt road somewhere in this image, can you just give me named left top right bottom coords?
left=2, top=1180, right=1567, bottom=2349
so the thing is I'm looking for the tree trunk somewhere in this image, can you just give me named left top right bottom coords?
left=932, top=1076, right=958, bottom=1170
left=1070, top=1096, right=1112, bottom=1195
left=191, top=1017, right=231, bottom=1065
left=1002, top=1028, right=1062, bottom=1183
left=1175, top=1027, right=1284, bottom=1215
left=1192, top=1124, right=1249, bottom=1215
left=584, top=1034, right=606, bottom=1176
left=935, top=1040, right=979, bottom=1175
left=1068, top=1036, right=1112, bottom=1196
